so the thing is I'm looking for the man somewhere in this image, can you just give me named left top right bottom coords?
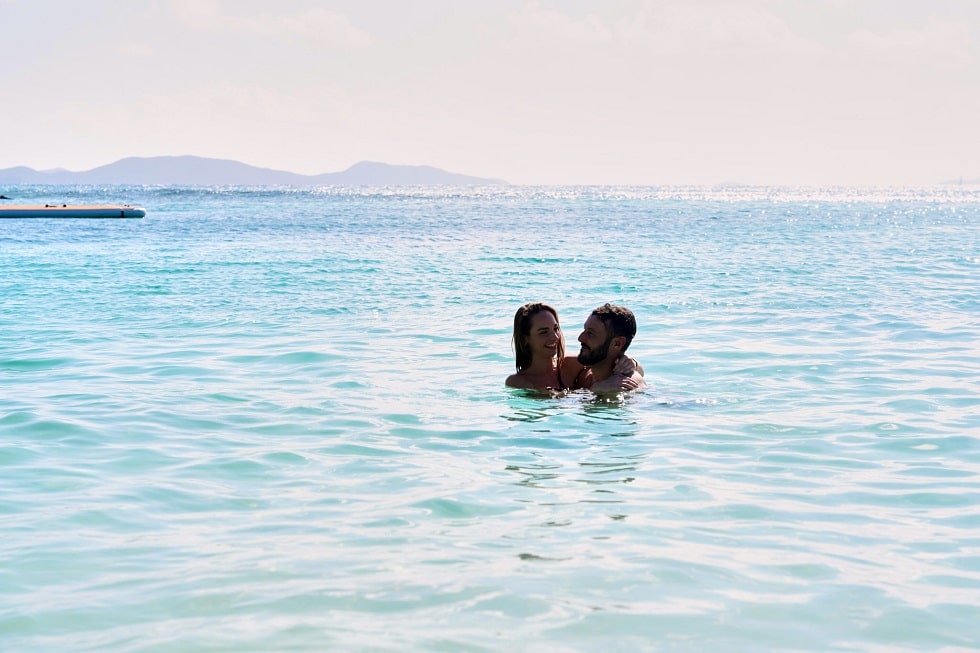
left=577, top=303, right=646, bottom=392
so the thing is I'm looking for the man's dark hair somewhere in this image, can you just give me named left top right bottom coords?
left=591, top=303, right=637, bottom=352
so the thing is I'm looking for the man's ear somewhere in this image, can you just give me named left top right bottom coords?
left=613, top=336, right=626, bottom=352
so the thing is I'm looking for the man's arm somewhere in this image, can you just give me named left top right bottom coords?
left=591, top=357, right=646, bottom=394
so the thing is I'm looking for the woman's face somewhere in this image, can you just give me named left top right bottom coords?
left=526, top=310, right=562, bottom=361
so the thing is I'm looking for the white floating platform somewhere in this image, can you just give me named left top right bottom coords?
left=0, top=204, right=146, bottom=218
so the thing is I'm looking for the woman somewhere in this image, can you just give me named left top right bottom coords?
left=506, top=302, right=589, bottom=393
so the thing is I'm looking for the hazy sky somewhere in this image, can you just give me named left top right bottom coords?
left=2, top=0, right=978, bottom=185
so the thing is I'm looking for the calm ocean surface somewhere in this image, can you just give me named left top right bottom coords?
left=1, top=184, right=978, bottom=652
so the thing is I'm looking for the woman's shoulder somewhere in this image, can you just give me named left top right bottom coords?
left=505, top=371, right=533, bottom=389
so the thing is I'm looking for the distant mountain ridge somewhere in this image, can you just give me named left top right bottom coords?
left=0, top=156, right=507, bottom=186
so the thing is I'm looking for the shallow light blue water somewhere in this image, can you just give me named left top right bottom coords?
left=1, top=185, right=979, bottom=651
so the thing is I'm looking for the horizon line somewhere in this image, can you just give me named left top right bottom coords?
left=1, top=154, right=977, bottom=188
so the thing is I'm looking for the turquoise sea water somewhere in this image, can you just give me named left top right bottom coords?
left=1, top=185, right=978, bottom=651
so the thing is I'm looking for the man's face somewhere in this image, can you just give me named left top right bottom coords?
left=577, top=315, right=613, bottom=366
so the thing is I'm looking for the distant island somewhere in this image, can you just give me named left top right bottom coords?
left=0, top=156, right=507, bottom=186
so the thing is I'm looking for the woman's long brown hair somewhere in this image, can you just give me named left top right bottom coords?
left=512, top=302, right=565, bottom=372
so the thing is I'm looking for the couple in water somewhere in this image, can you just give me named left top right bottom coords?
left=506, top=302, right=646, bottom=394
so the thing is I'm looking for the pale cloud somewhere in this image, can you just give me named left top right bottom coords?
left=118, top=41, right=155, bottom=58
left=509, top=0, right=823, bottom=56
left=620, top=1, right=825, bottom=56
left=847, top=16, right=971, bottom=60
left=170, top=0, right=373, bottom=48
left=510, top=2, right=613, bottom=44
left=169, top=0, right=223, bottom=30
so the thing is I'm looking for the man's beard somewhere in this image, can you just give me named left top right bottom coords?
left=577, top=336, right=612, bottom=366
